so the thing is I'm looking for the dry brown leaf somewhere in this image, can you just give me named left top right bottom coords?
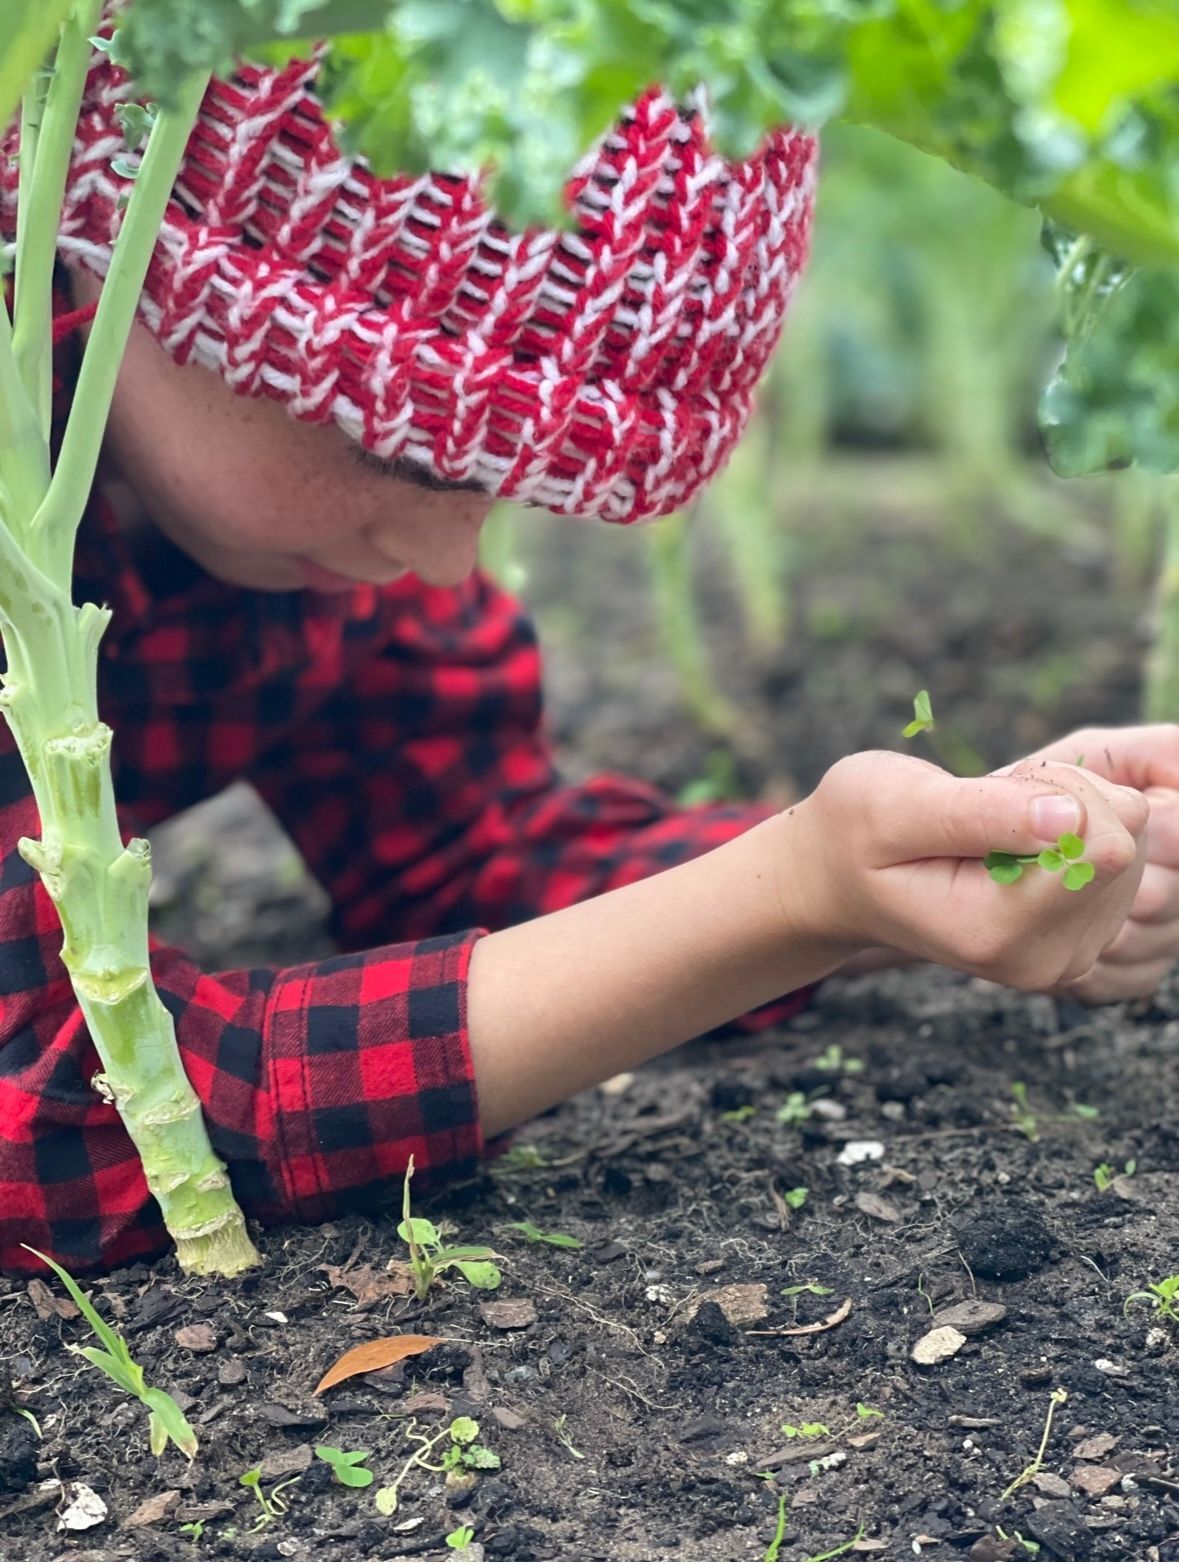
left=26, top=1278, right=79, bottom=1321
left=747, top=1297, right=853, bottom=1337
left=314, top=1334, right=445, bottom=1395
left=687, top=1283, right=769, bottom=1327
left=322, top=1263, right=415, bottom=1308
left=854, top=1191, right=901, bottom=1223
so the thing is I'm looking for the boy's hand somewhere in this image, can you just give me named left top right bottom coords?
left=1008, top=724, right=1179, bottom=1001
left=793, top=752, right=1148, bottom=992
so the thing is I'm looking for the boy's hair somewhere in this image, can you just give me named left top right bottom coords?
left=2, top=41, right=817, bottom=523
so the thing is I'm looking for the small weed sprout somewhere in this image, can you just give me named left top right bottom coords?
left=809, top=1525, right=868, bottom=1562
left=996, top=1526, right=1041, bottom=1557
left=916, top=1275, right=935, bottom=1315
left=783, top=1186, right=809, bottom=1211
left=764, top=1492, right=790, bottom=1564
left=552, top=1412, right=586, bottom=1460
left=238, top=1468, right=301, bottom=1531
left=179, top=1520, right=205, bottom=1542
left=1094, top=1158, right=1136, bottom=1191
left=777, top=1092, right=812, bottom=1126
left=999, top=1387, right=1068, bottom=1502
left=721, top=1104, right=757, bottom=1124
left=375, top=1418, right=500, bottom=1516
left=447, top=1526, right=476, bottom=1551
left=502, top=1220, right=583, bottom=1249
left=400, top=1157, right=502, bottom=1299
left=903, top=692, right=1094, bottom=887
left=782, top=1282, right=834, bottom=1299
left=22, top=1247, right=196, bottom=1459
left=781, top=1421, right=831, bottom=1439
left=315, top=1446, right=375, bottom=1487
left=856, top=1403, right=884, bottom=1421
left=1124, top=1275, right=1179, bottom=1321
left=1009, top=1082, right=1039, bottom=1141
left=813, top=1044, right=863, bottom=1075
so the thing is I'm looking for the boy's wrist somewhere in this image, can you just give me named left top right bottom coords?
left=763, top=803, right=867, bottom=970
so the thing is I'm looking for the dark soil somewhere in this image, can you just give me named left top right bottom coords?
left=2, top=463, right=1177, bottom=1563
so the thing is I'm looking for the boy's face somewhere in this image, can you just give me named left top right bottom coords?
left=71, top=269, right=494, bottom=593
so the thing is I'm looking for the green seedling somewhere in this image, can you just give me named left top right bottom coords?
left=1093, top=1158, right=1136, bottom=1192
left=902, top=689, right=934, bottom=739
left=441, top=1416, right=501, bottom=1473
left=721, top=1104, right=757, bottom=1123
left=777, top=1092, right=812, bottom=1126
left=916, top=1275, right=935, bottom=1316
left=1009, top=1082, right=1039, bottom=1141
left=447, top=1526, right=476, bottom=1551
left=782, top=1421, right=831, bottom=1439
left=984, top=833, right=1095, bottom=891
left=783, top=1187, right=809, bottom=1211
left=1124, top=1274, right=1179, bottom=1321
left=375, top=1416, right=500, bottom=1516
left=552, top=1412, right=585, bottom=1461
left=400, top=1157, right=502, bottom=1300
left=809, top=1525, right=868, bottom=1562
left=178, top=1520, right=205, bottom=1542
left=496, top=1144, right=550, bottom=1171
left=1070, top=1102, right=1100, bottom=1121
left=502, top=1220, right=583, bottom=1250
left=903, top=695, right=1094, bottom=888
left=315, top=1445, right=375, bottom=1487
left=764, top=1493, right=790, bottom=1564
left=238, top=1467, right=301, bottom=1531
left=996, top=1527, right=1041, bottom=1557
left=22, top=1246, right=196, bottom=1458
left=856, top=1403, right=884, bottom=1421
left=813, top=1044, right=863, bottom=1075
left=999, top=1387, right=1068, bottom=1502
left=782, top=1282, right=835, bottom=1299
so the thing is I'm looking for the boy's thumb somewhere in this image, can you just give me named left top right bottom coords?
left=901, top=769, right=1085, bottom=864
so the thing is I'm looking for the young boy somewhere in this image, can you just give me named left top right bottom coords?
left=2, top=47, right=1177, bottom=1275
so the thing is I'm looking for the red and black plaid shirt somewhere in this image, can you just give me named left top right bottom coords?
left=0, top=310, right=804, bottom=1276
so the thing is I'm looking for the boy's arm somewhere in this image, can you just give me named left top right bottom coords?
left=248, top=572, right=810, bottom=1024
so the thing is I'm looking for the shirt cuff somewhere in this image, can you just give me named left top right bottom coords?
left=261, top=930, right=486, bottom=1222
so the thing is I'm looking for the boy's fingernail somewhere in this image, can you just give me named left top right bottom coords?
left=1031, top=793, right=1082, bottom=841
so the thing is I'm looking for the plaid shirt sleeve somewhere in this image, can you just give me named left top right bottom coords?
left=0, top=745, right=486, bottom=1275
left=248, top=571, right=811, bottom=1035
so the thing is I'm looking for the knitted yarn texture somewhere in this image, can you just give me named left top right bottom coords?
left=1, top=46, right=818, bottom=523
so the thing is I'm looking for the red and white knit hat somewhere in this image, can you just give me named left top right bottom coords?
left=2, top=45, right=817, bottom=523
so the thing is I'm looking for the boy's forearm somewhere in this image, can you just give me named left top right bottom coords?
left=467, top=812, right=856, bottom=1139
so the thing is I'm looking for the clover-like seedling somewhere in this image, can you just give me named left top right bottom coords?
left=441, top=1417, right=501, bottom=1473
left=901, top=693, right=1095, bottom=891
left=315, top=1446, right=375, bottom=1488
left=781, top=1420, right=830, bottom=1439
left=447, top=1526, right=477, bottom=1551
left=984, top=831, right=1095, bottom=891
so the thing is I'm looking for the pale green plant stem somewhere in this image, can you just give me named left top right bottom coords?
left=0, top=58, right=257, bottom=1276
left=1144, top=483, right=1179, bottom=724
left=33, top=69, right=208, bottom=580
left=0, top=293, right=49, bottom=529
left=13, top=0, right=105, bottom=439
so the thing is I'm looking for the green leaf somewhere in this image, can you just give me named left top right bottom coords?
left=453, top=1259, right=502, bottom=1289
left=397, top=1217, right=440, bottom=1248
left=375, top=1486, right=399, bottom=1516
left=142, top=1387, right=199, bottom=1460
left=240, top=1468, right=262, bottom=1488
left=463, top=1444, right=502, bottom=1470
left=988, top=860, right=1025, bottom=885
left=504, top=1221, right=583, bottom=1249
left=1063, top=860, right=1096, bottom=890
left=450, top=1417, right=480, bottom=1445
left=335, top=1463, right=375, bottom=1487
left=1037, top=849, right=1065, bottom=871
left=1058, top=832, right=1086, bottom=859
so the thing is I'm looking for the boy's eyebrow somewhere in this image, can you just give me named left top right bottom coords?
left=347, top=443, right=488, bottom=495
